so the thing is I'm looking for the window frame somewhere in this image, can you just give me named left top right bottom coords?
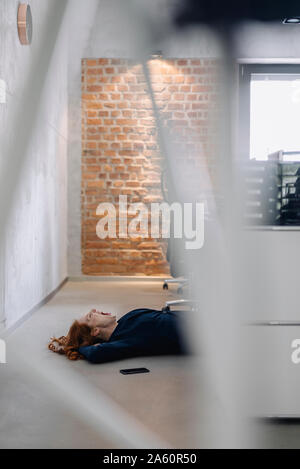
left=238, top=63, right=300, bottom=162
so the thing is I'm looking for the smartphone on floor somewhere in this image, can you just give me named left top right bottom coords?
left=120, top=367, right=150, bottom=375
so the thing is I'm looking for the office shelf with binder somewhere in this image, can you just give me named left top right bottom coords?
left=242, top=159, right=300, bottom=227
left=278, top=164, right=300, bottom=225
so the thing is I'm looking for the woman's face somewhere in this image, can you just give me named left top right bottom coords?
left=79, top=309, right=117, bottom=330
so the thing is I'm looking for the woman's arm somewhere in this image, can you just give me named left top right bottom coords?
left=78, top=340, right=135, bottom=364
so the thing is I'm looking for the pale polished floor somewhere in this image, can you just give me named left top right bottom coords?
left=2, top=280, right=300, bottom=449
left=0, top=280, right=211, bottom=449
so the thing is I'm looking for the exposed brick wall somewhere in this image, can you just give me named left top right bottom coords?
left=81, top=58, right=219, bottom=276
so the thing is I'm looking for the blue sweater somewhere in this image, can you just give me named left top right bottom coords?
left=78, top=308, right=189, bottom=364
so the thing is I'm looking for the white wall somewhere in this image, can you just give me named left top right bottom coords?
left=0, top=0, right=68, bottom=328
left=237, top=230, right=300, bottom=322
left=235, top=22, right=300, bottom=59
left=235, top=21, right=300, bottom=321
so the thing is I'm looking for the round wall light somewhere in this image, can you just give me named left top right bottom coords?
left=17, top=3, right=32, bottom=45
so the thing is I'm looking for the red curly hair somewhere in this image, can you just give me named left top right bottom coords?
left=48, top=320, right=98, bottom=360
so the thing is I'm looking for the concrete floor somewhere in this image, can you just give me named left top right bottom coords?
left=0, top=280, right=209, bottom=449
left=1, top=279, right=300, bottom=448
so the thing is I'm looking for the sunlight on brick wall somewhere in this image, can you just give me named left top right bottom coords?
left=81, top=58, right=219, bottom=276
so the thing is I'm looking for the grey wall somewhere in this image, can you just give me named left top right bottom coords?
left=0, top=0, right=68, bottom=328
left=0, top=0, right=222, bottom=331
left=239, top=230, right=300, bottom=322
left=1, top=0, right=297, bottom=326
left=235, top=22, right=300, bottom=59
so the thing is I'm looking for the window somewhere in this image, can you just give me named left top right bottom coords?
left=239, top=64, right=300, bottom=162
left=239, top=65, right=300, bottom=227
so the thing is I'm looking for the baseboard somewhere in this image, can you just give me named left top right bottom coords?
left=0, top=277, right=68, bottom=339
left=69, top=275, right=172, bottom=282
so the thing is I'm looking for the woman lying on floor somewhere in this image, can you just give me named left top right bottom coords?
left=48, top=308, right=189, bottom=363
